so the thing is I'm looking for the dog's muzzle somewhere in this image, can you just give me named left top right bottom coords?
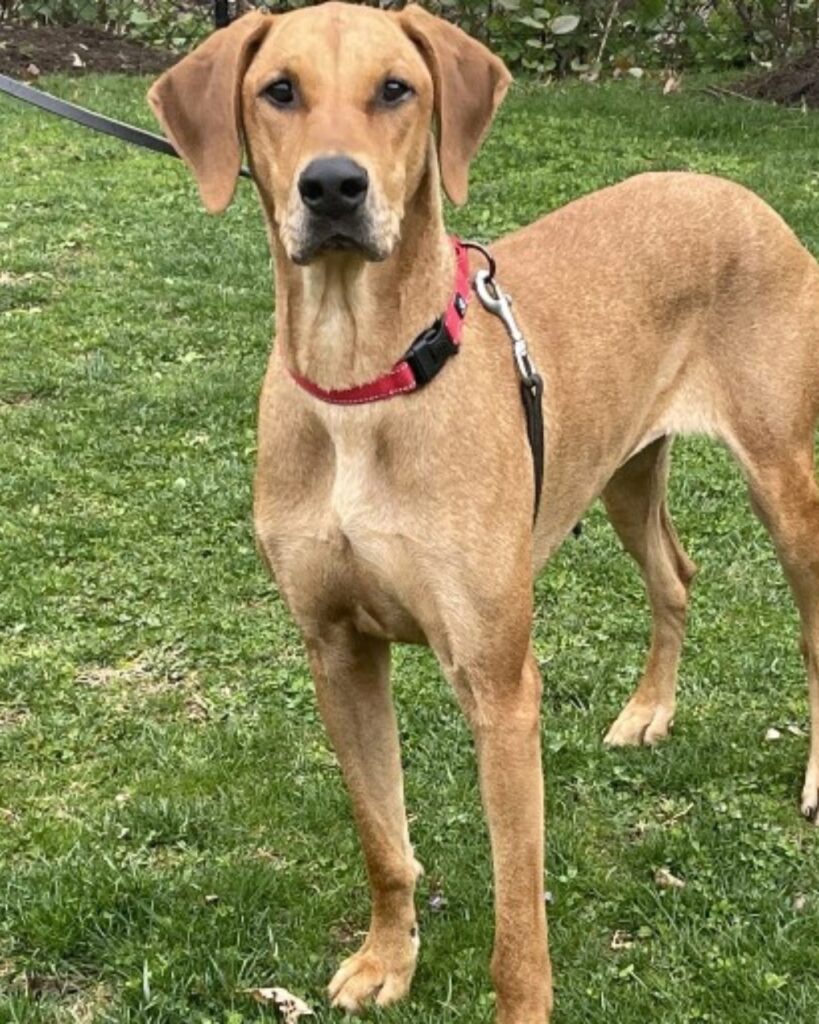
left=293, top=155, right=386, bottom=264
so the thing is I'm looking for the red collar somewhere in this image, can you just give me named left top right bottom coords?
left=289, top=237, right=471, bottom=405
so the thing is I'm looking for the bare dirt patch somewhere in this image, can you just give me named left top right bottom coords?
left=76, top=658, right=152, bottom=688
left=0, top=271, right=41, bottom=286
left=735, top=49, right=819, bottom=109
left=76, top=647, right=211, bottom=722
left=0, top=391, right=37, bottom=409
left=0, top=22, right=174, bottom=78
left=77, top=646, right=197, bottom=691
left=4, top=972, right=111, bottom=1022
left=0, top=705, right=29, bottom=728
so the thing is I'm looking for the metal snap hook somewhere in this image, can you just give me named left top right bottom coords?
left=474, top=269, right=505, bottom=315
left=474, top=271, right=538, bottom=387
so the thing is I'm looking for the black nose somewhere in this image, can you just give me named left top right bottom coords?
left=298, top=157, right=369, bottom=218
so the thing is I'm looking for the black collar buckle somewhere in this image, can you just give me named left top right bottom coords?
left=405, top=319, right=459, bottom=387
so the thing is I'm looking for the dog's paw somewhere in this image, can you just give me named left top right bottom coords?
left=800, top=762, right=819, bottom=823
left=328, top=943, right=416, bottom=1012
left=604, top=698, right=674, bottom=747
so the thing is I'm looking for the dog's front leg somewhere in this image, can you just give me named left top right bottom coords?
left=305, top=625, right=420, bottom=1012
left=449, top=646, right=552, bottom=1024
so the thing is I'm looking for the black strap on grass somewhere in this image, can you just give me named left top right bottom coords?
left=0, top=73, right=252, bottom=179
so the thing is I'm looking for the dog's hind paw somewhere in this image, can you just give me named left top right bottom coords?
left=328, top=944, right=416, bottom=1012
left=603, top=698, right=674, bottom=747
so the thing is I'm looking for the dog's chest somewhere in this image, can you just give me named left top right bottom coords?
left=275, top=419, right=430, bottom=643
left=324, top=426, right=410, bottom=573
left=329, top=436, right=379, bottom=535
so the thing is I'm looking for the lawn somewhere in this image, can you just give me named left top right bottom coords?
left=2, top=72, right=819, bottom=1024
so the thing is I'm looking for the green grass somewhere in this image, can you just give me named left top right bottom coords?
left=3, top=73, right=819, bottom=1023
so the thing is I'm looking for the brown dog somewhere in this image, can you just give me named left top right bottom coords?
left=149, top=4, right=819, bottom=1021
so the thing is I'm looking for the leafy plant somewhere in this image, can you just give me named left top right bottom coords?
left=2, top=0, right=818, bottom=77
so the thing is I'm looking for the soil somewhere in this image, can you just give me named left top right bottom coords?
left=0, top=22, right=174, bottom=78
left=735, top=48, right=819, bottom=109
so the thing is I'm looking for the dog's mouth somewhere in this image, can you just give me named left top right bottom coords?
left=291, top=220, right=391, bottom=266
left=321, top=233, right=365, bottom=253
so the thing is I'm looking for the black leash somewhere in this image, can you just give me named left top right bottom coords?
left=470, top=253, right=582, bottom=537
left=214, top=0, right=230, bottom=29
left=0, top=72, right=252, bottom=179
left=469, top=243, right=546, bottom=523
left=521, top=371, right=546, bottom=521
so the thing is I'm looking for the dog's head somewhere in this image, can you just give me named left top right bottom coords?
left=148, top=2, right=510, bottom=265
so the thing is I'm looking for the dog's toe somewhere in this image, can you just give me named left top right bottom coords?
left=800, top=789, right=819, bottom=824
left=329, top=953, right=382, bottom=1012
left=604, top=700, right=674, bottom=747
left=800, top=763, right=819, bottom=824
left=329, top=948, right=414, bottom=1012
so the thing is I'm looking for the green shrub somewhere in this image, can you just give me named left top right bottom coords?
left=2, top=0, right=818, bottom=74
left=2, top=0, right=210, bottom=49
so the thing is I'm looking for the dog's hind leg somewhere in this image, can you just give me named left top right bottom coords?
left=739, top=448, right=819, bottom=821
left=602, top=436, right=697, bottom=746
left=305, top=626, right=421, bottom=1010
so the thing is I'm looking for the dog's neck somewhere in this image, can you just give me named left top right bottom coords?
left=271, top=155, right=455, bottom=391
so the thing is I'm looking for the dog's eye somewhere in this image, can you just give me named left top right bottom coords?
left=264, top=78, right=297, bottom=108
left=380, top=79, right=413, bottom=106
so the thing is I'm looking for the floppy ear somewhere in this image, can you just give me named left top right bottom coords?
left=399, top=5, right=512, bottom=206
left=147, top=11, right=272, bottom=213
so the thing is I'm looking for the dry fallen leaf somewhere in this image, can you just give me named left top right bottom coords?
left=25, top=63, right=40, bottom=78
left=428, top=890, right=447, bottom=913
left=70, top=51, right=86, bottom=68
left=610, top=930, right=634, bottom=950
left=654, top=867, right=686, bottom=890
left=245, top=987, right=313, bottom=1022
left=184, top=694, right=210, bottom=722
left=663, top=73, right=682, bottom=95
left=765, top=727, right=782, bottom=741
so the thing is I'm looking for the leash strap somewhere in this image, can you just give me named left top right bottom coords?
left=0, top=73, right=252, bottom=179
left=474, top=266, right=545, bottom=521
left=214, top=0, right=230, bottom=28
left=521, top=374, right=545, bottom=522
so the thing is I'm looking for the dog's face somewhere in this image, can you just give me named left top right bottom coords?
left=242, top=5, right=434, bottom=265
left=148, top=3, right=510, bottom=265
